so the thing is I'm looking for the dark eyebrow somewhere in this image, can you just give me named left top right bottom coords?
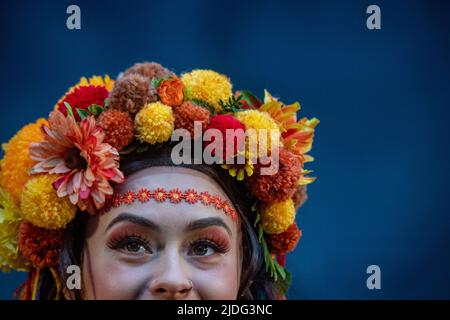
left=105, top=213, right=161, bottom=234
left=185, top=217, right=232, bottom=236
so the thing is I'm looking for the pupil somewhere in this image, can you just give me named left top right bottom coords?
left=127, top=242, right=141, bottom=252
left=195, top=245, right=208, bottom=255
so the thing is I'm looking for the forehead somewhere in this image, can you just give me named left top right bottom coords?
left=100, top=166, right=237, bottom=232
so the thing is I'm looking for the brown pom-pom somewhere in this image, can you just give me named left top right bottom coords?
left=97, top=109, right=134, bottom=151
left=292, top=185, right=308, bottom=210
left=267, top=223, right=302, bottom=255
left=123, top=62, right=174, bottom=80
left=18, top=221, right=64, bottom=268
left=247, top=148, right=301, bottom=202
left=108, top=74, right=156, bottom=115
left=173, top=101, right=210, bottom=139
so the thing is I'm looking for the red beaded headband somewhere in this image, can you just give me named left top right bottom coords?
left=102, top=187, right=238, bottom=221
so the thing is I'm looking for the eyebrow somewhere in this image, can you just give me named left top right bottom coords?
left=185, top=217, right=232, bottom=237
left=105, top=213, right=162, bottom=234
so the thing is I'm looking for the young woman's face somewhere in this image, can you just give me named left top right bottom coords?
left=81, top=167, right=242, bottom=300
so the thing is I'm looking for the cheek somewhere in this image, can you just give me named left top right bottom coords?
left=82, top=243, right=149, bottom=299
left=190, top=255, right=241, bottom=300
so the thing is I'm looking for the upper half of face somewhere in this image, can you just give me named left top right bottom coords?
left=83, top=166, right=242, bottom=300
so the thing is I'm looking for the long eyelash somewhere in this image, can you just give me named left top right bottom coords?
left=190, top=238, right=229, bottom=254
left=107, top=233, right=152, bottom=251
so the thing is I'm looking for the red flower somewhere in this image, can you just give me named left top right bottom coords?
left=200, top=192, right=212, bottom=205
left=169, top=188, right=183, bottom=203
left=57, top=85, right=109, bottom=121
left=18, top=222, right=64, bottom=268
left=137, top=188, right=152, bottom=203
left=122, top=191, right=136, bottom=205
left=154, top=188, right=167, bottom=202
left=267, top=223, right=302, bottom=255
left=204, top=115, right=246, bottom=162
left=211, top=195, right=223, bottom=209
left=184, top=189, right=198, bottom=204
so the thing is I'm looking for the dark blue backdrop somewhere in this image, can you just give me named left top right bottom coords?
left=1, top=0, right=449, bottom=299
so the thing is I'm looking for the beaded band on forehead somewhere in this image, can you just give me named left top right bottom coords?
left=102, top=187, right=238, bottom=222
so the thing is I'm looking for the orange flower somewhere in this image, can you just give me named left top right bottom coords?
left=157, top=77, right=185, bottom=106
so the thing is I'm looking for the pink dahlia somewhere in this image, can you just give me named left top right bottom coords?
left=29, top=110, right=124, bottom=214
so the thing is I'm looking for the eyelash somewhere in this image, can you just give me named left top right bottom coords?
left=108, top=233, right=153, bottom=255
left=108, top=233, right=230, bottom=258
left=188, top=238, right=229, bottom=256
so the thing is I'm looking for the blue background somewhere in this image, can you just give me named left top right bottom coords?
left=1, top=0, right=449, bottom=299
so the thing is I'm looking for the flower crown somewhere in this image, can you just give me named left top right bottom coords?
left=0, top=62, right=318, bottom=299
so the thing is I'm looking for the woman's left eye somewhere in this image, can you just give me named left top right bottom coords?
left=189, top=241, right=217, bottom=257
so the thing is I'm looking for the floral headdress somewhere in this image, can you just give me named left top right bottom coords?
left=0, top=62, right=319, bottom=299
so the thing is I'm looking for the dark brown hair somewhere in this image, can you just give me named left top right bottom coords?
left=58, top=141, right=278, bottom=300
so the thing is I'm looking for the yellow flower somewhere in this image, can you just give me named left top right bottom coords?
left=135, top=102, right=174, bottom=145
left=20, top=175, right=77, bottom=230
left=0, top=187, right=29, bottom=272
left=235, top=110, right=281, bottom=159
left=0, top=118, right=48, bottom=205
left=260, top=199, right=296, bottom=234
left=181, top=69, right=232, bottom=112
left=77, top=75, right=115, bottom=92
left=221, top=149, right=254, bottom=181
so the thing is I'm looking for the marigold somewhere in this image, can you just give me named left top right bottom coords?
left=267, top=223, right=302, bottom=255
left=235, top=110, right=281, bottom=159
left=0, top=187, right=29, bottom=272
left=20, top=175, right=77, bottom=229
left=18, top=221, right=64, bottom=268
left=181, top=69, right=232, bottom=112
left=260, top=199, right=295, bottom=234
left=157, top=77, right=185, bottom=106
left=248, top=148, right=301, bottom=202
left=173, top=101, right=210, bottom=139
left=0, top=118, right=48, bottom=205
left=97, top=109, right=134, bottom=151
left=135, top=102, right=174, bottom=145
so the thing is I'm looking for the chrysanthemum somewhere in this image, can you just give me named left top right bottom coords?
left=0, top=118, right=48, bottom=205
left=20, top=175, right=77, bottom=229
left=123, top=62, right=174, bottom=80
left=173, top=101, right=210, bottom=139
left=135, top=102, right=174, bottom=145
left=29, top=110, right=124, bottom=214
left=55, top=75, right=115, bottom=110
left=0, top=187, right=29, bottom=272
left=260, top=199, right=296, bottom=234
left=247, top=148, right=301, bottom=202
left=235, top=110, right=281, bottom=159
left=181, top=69, right=232, bottom=113
left=57, top=85, right=109, bottom=121
left=267, top=223, right=302, bottom=255
left=109, top=74, right=155, bottom=116
left=97, top=109, right=134, bottom=151
left=258, top=90, right=300, bottom=134
left=18, top=221, right=64, bottom=268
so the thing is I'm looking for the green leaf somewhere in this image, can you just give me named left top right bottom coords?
left=64, top=102, right=74, bottom=118
left=88, top=104, right=104, bottom=116
left=151, top=77, right=164, bottom=89
left=274, top=260, right=286, bottom=280
left=76, top=108, right=89, bottom=120
left=274, top=269, right=292, bottom=295
left=253, top=213, right=260, bottom=227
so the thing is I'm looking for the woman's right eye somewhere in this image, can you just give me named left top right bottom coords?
left=113, top=236, right=153, bottom=255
